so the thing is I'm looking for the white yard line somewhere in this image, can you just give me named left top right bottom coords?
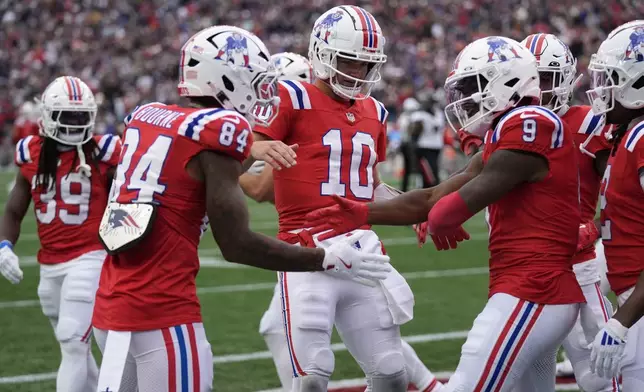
left=0, top=266, right=489, bottom=309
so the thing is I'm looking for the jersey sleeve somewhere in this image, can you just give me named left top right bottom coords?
left=94, top=134, right=122, bottom=167
left=253, top=82, right=295, bottom=141
left=14, top=135, right=37, bottom=167
left=576, top=108, right=612, bottom=155
left=179, top=109, right=253, bottom=163
left=491, top=107, right=564, bottom=156
left=370, top=97, right=389, bottom=162
left=625, top=122, right=644, bottom=171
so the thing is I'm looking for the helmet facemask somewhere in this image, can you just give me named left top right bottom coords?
left=586, top=56, right=621, bottom=116
left=317, top=47, right=385, bottom=100
left=538, top=64, right=577, bottom=112
left=41, top=108, right=96, bottom=146
left=445, top=71, right=498, bottom=137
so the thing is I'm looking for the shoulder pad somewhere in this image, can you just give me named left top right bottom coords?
left=626, top=121, right=644, bottom=152
left=279, top=80, right=312, bottom=110
left=15, top=135, right=37, bottom=166
left=94, top=134, right=122, bottom=164
left=369, top=97, right=389, bottom=124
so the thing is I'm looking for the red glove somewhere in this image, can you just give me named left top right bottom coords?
left=304, top=195, right=369, bottom=241
left=577, top=221, right=600, bottom=253
left=457, top=129, right=483, bottom=156
left=413, top=222, right=428, bottom=247
left=430, top=227, right=470, bottom=250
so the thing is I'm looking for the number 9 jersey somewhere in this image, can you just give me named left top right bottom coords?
left=253, top=81, right=388, bottom=233
left=93, top=103, right=252, bottom=332
left=14, top=134, right=121, bottom=264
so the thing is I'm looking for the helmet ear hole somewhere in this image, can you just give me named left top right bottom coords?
left=188, top=58, right=200, bottom=67
left=505, top=78, right=520, bottom=87
left=632, top=76, right=644, bottom=90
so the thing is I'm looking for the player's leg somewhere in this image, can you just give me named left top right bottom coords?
left=618, top=290, right=644, bottom=391
left=279, top=271, right=337, bottom=391
left=131, top=323, right=214, bottom=392
left=401, top=340, right=443, bottom=392
left=442, top=293, right=579, bottom=392
left=561, top=318, right=619, bottom=392
left=55, top=259, right=103, bottom=392
left=94, top=327, right=138, bottom=392
left=260, top=282, right=293, bottom=391
left=334, top=279, right=407, bottom=392
left=512, top=346, right=557, bottom=391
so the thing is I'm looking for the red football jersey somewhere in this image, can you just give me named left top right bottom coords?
left=92, top=103, right=252, bottom=331
left=561, top=105, right=612, bottom=264
left=482, top=106, right=584, bottom=305
left=600, top=120, right=644, bottom=295
left=254, top=81, right=388, bottom=232
left=12, top=119, right=39, bottom=145
left=15, top=134, right=121, bottom=264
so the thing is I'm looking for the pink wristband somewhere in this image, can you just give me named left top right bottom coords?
left=427, top=191, right=474, bottom=235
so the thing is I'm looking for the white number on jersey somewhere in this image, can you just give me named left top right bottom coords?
left=218, top=121, right=249, bottom=153
left=33, top=173, right=91, bottom=225
left=321, top=129, right=377, bottom=199
left=599, top=164, right=612, bottom=241
left=522, top=119, right=537, bottom=142
left=110, top=127, right=173, bottom=203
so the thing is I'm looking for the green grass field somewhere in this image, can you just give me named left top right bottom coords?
left=0, top=169, right=578, bottom=392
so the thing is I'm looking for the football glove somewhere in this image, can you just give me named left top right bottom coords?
left=590, top=318, right=628, bottom=379
left=0, top=240, right=23, bottom=284
left=322, top=231, right=391, bottom=286
left=305, top=195, right=369, bottom=241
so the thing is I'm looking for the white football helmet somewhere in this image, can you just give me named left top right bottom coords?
left=177, top=25, right=280, bottom=125
left=587, top=20, right=644, bottom=116
left=308, top=6, right=387, bottom=100
left=444, top=36, right=540, bottom=136
left=521, top=34, right=579, bottom=112
left=40, top=76, right=97, bottom=146
left=271, top=52, right=314, bottom=83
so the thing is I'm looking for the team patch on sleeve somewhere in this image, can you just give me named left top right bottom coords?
left=15, top=135, right=35, bottom=166
left=95, top=134, right=121, bottom=164
left=370, top=97, right=389, bottom=124
left=280, top=80, right=312, bottom=110
left=626, top=122, right=644, bottom=153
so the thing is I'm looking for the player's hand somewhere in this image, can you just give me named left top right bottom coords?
left=429, top=226, right=470, bottom=251
left=577, top=221, right=600, bottom=253
left=250, top=140, right=298, bottom=170
left=305, top=195, right=368, bottom=241
left=590, top=318, right=628, bottom=379
left=322, top=231, right=391, bottom=286
left=413, top=222, right=428, bottom=248
left=0, top=241, right=23, bottom=284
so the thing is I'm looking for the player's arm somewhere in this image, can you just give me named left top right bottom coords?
left=239, top=164, right=275, bottom=203
left=594, top=149, right=611, bottom=176
left=199, top=150, right=324, bottom=271
left=0, top=172, right=32, bottom=245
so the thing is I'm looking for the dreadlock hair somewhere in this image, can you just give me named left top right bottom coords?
left=610, top=124, right=630, bottom=157
left=35, top=137, right=100, bottom=191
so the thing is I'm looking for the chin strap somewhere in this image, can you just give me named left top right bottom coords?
left=76, top=144, right=92, bottom=177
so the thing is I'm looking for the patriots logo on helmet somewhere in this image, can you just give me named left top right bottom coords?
left=486, top=37, right=522, bottom=63
left=108, top=209, right=141, bottom=230
left=314, top=10, right=344, bottom=44
left=215, top=32, right=250, bottom=68
left=625, top=27, right=644, bottom=62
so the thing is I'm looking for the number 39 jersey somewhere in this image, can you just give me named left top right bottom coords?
left=93, top=103, right=252, bottom=331
left=254, top=81, right=388, bottom=232
left=600, top=120, right=644, bottom=296
left=482, top=106, right=584, bottom=305
left=14, top=134, right=121, bottom=264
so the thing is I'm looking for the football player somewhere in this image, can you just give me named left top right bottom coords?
left=90, top=25, right=390, bottom=392
left=0, top=76, right=121, bottom=392
left=520, top=33, right=619, bottom=392
left=587, top=20, right=644, bottom=387
left=244, top=52, right=443, bottom=392
left=306, top=36, right=587, bottom=390
left=247, top=7, right=420, bottom=392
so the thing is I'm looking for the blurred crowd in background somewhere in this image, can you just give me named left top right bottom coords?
left=1, top=0, right=641, bottom=179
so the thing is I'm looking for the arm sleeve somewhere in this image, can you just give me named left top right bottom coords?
left=14, top=135, right=36, bottom=167
left=196, top=112, right=254, bottom=163
left=95, top=134, right=123, bottom=167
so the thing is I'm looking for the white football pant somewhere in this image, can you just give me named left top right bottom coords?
left=616, top=287, right=644, bottom=391
left=37, top=250, right=104, bottom=392
left=94, top=323, right=213, bottom=392
left=443, top=293, right=580, bottom=392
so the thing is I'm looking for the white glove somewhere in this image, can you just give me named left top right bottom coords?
left=322, top=232, right=391, bottom=286
left=246, top=160, right=267, bottom=175
left=590, top=318, right=628, bottom=379
left=0, top=240, right=23, bottom=284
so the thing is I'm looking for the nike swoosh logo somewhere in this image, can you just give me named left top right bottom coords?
left=552, top=54, right=563, bottom=58
left=339, top=257, right=352, bottom=269
left=520, top=112, right=539, bottom=119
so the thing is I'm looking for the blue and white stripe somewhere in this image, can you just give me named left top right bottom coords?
left=15, top=135, right=34, bottom=165
left=370, top=97, right=389, bottom=124
left=492, top=106, right=564, bottom=148
left=178, top=108, right=235, bottom=141
left=280, top=80, right=312, bottom=110
left=95, top=134, right=120, bottom=162
left=578, top=109, right=604, bottom=136
left=626, top=122, right=644, bottom=152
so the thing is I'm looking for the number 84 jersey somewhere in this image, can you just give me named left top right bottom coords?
left=14, top=134, right=122, bottom=264
left=253, top=81, right=388, bottom=233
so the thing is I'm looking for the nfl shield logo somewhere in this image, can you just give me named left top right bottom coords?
left=346, top=112, right=355, bottom=123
